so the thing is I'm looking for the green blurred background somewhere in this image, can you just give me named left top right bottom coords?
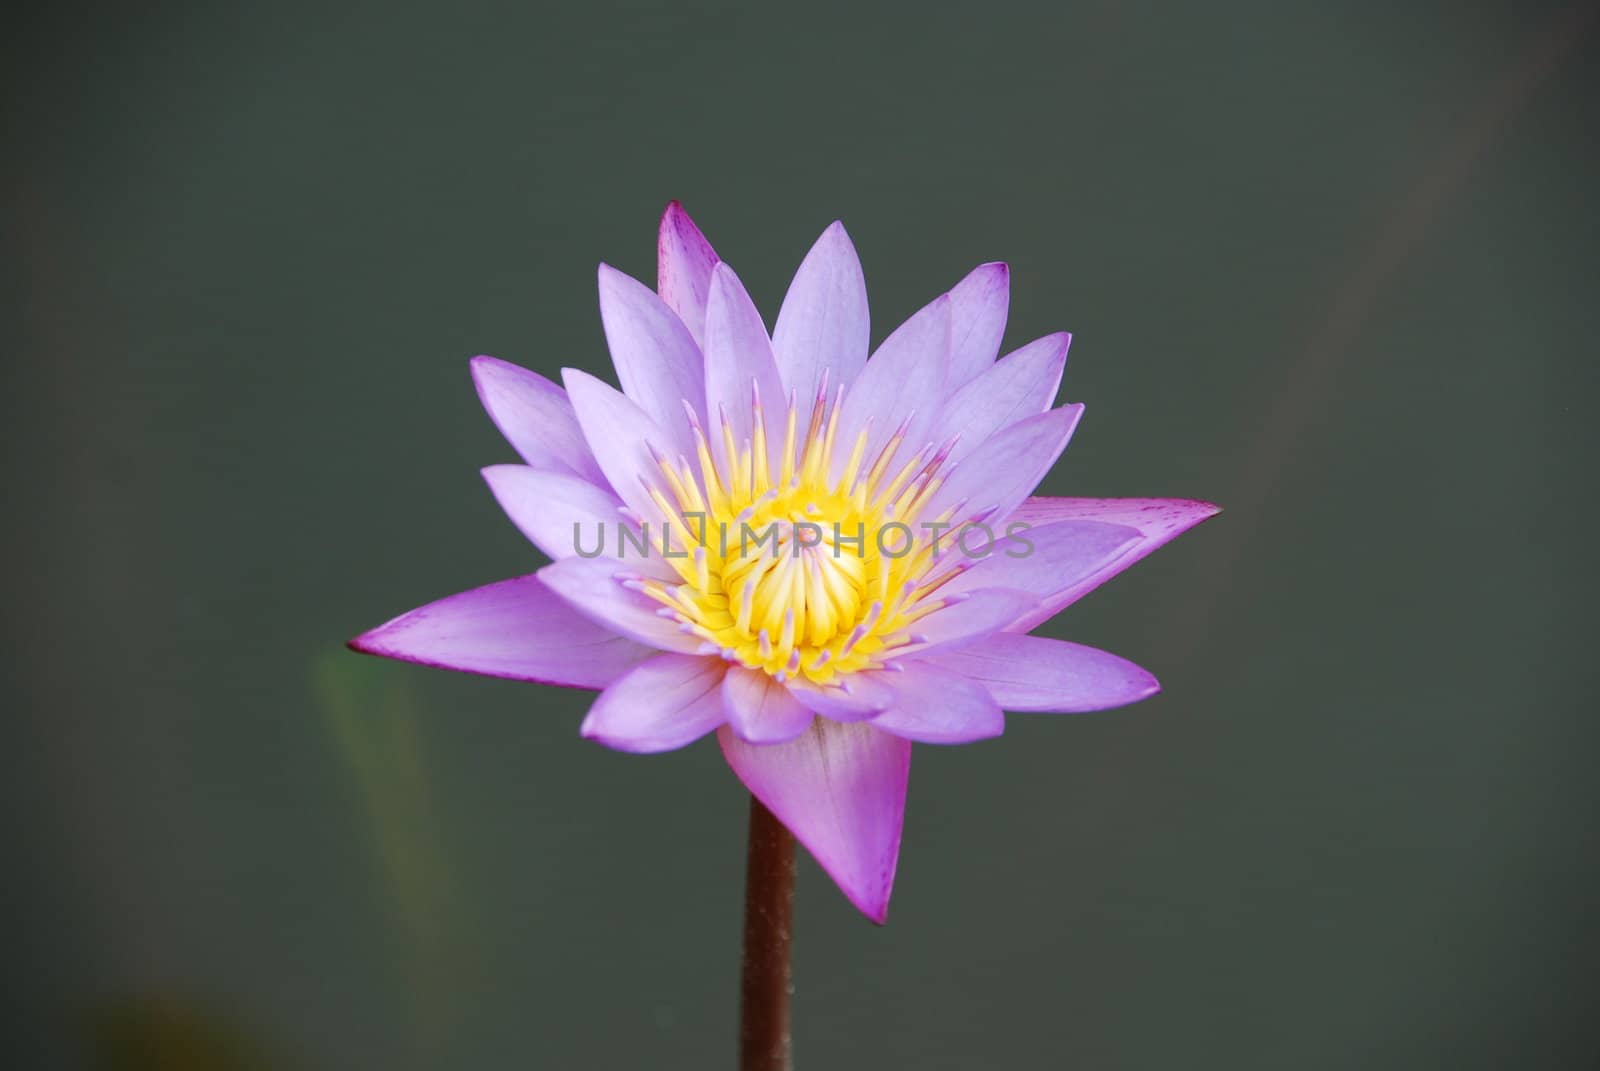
left=5, top=1, right=1595, bottom=1067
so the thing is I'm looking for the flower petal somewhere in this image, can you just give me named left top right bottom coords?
left=580, top=653, right=728, bottom=752
left=922, top=404, right=1083, bottom=524
left=537, top=555, right=702, bottom=654
left=831, top=293, right=952, bottom=485
left=480, top=465, right=678, bottom=580
left=1004, top=498, right=1222, bottom=630
left=787, top=673, right=894, bottom=721
left=772, top=221, right=870, bottom=402
left=719, top=719, right=910, bottom=923
left=938, top=332, right=1069, bottom=463
left=869, top=664, right=1005, bottom=744
left=942, top=519, right=1143, bottom=607
left=721, top=665, right=815, bottom=744
left=561, top=368, right=680, bottom=524
left=937, top=633, right=1160, bottom=712
left=890, top=587, right=1039, bottom=659
left=597, top=264, right=704, bottom=452
left=656, top=200, right=720, bottom=348
left=470, top=356, right=607, bottom=485
left=348, top=574, right=652, bottom=687
left=704, top=262, right=789, bottom=481
left=946, top=262, right=1010, bottom=386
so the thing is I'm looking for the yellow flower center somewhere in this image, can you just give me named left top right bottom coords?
left=630, top=379, right=971, bottom=686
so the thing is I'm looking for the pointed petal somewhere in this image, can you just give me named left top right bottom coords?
left=480, top=465, right=677, bottom=580
left=938, top=333, right=1069, bottom=463
left=943, top=519, right=1143, bottom=606
left=938, top=633, right=1160, bottom=712
left=869, top=664, right=1005, bottom=743
left=537, top=555, right=702, bottom=654
left=946, top=262, right=1010, bottom=385
left=831, top=293, right=952, bottom=485
left=580, top=653, right=728, bottom=752
left=772, top=221, right=870, bottom=401
left=890, top=588, right=1039, bottom=659
left=470, top=356, right=607, bottom=485
left=561, top=368, right=679, bottom=524
left=349, top=574, right=652, bottom=687
left=656, top=200, right=720, bottom=347
left=1004, top=498, right=1222, bottom=629
left=923, top=404, right=1083, bottom=524
left=704, top=262, right=789, bottom=480
left=597, top=264, right=704, bottom=450
left=719, top=720, right=910, bottom=923
left=721, top=666, right=815, bottom=744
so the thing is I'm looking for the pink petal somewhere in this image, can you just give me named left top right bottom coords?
left=470, top=356, right=607, bottom=486
left=561, top=368, right=679, bottom=525
left=923, top=405, right=1084, bottom=526
left=348, top=574, right=652, bottom=688
left=869, top=664, right=1005, bottom=744
left=890, top=588, right=1039, bottom=659
left=937, top=633, right=1160, bottom=712
left=721, top=666, right=815, bottom=744
left=1004, top=497, right=1222, bottom=630
left=656, top=200, right=720, bottom=348
left=703, top=263, right=789, bottom=481
left=830, top=293, right=951, bottom=486
left=787, top=674, right=894, bottom=721
left=480, top=465, right=678, bottom=580
left=938, top=332, right=1069, bottom=464
left=946, top=262, right=1010, bottom=386
left=537, top=555, right=702, bottom=654
left=719, top=720, right=910, bottom=924
left=597, top=264, right=704, bottom=452
left=942, top=519, right=1143, bottom=607
left=771, top=221, right=870, bottom=402
left=580, top=653, right=728, bottom=753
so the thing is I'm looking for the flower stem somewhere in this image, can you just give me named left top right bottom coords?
left=739, top=794, right=795, bottom=1071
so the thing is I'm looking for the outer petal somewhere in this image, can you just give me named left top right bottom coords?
left=656, top=200, right=720, bottom=347
left=772, top=221, right=870, bottom=402
left=481, top=465, right=680, bottom=581
left=597, top=264, right=704, bottom=452
left=1004, top=498, right=1222, bottom=630
left=703, top=263, right=789, bottom=480
left=946, top=262, right=1010, bottom=385
left=470, top=356, right=607, bottom=486
left=942, top=519, right=1143, bottom=605
left=721, top=665, right=815, bottom=744
left=830, top=294, right=952, bottom=485
left=580, top=653, right=728, bottom=752
left=537, top=556, right=702, bottom=654
left=561, top=368, right=679, bottom=524
left=869, top=664, right=1005, bottom=744
left=719, top=720, right=910, bottom=923
left=938, top=332, right=1069, bottom=464
left=922, top=405, right=1084, bottom=526
left=937, top=633, right=1160, bottom=712
left=348, top=574, right=652, bottom=688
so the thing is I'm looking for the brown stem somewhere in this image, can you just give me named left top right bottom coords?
left=739, top=794, right=795, bottom=1071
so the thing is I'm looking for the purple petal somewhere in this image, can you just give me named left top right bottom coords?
left=481, top=465, right=678, bottom=580
left=470, top=356, right=607, bottom=486
left=937, top=633, right=1160, bottom=712
left=703, top=263, right=789, bottom=480
left=537, top=555, right=702, bottom=654
left=787, top=674, right=894, bottom=721
left=561, top=368, right=679, bottom=524
left=597, top=264, right=704, bottom=451
left=943, top=519, right=1143, bottom=607
left=869, top=664, right=1005, bottom=744
left=946, top=262, right=1010, bottom=386
left=923, top=405, right=1084, bottom=526
left=719, top=720, right=910, bottom=924
left=656, top=200, right=720, bottom=347
left=938, top=333, right=1069, bottom=464
left=891, top=588, right=1039, bottom=658
left=580, top=653, right=728, bottom=752
left=721, top=666, right=815, bottom=744
left=831, top=293, right=952, bottom=485
left=349, top=574, right=652, bottom=688
left=771, top=221, right=870, bottom=402
left=1004, top=498, right=1222, bottom=630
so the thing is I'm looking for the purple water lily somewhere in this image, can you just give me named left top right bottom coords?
left=351, top=202, right=1217, bottom=923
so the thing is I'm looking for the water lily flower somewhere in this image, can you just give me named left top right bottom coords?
left=350, top=203, right=1217, bottom=923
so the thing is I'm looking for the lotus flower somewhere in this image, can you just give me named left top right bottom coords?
left=350, top=203, right=1217, bottom=922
